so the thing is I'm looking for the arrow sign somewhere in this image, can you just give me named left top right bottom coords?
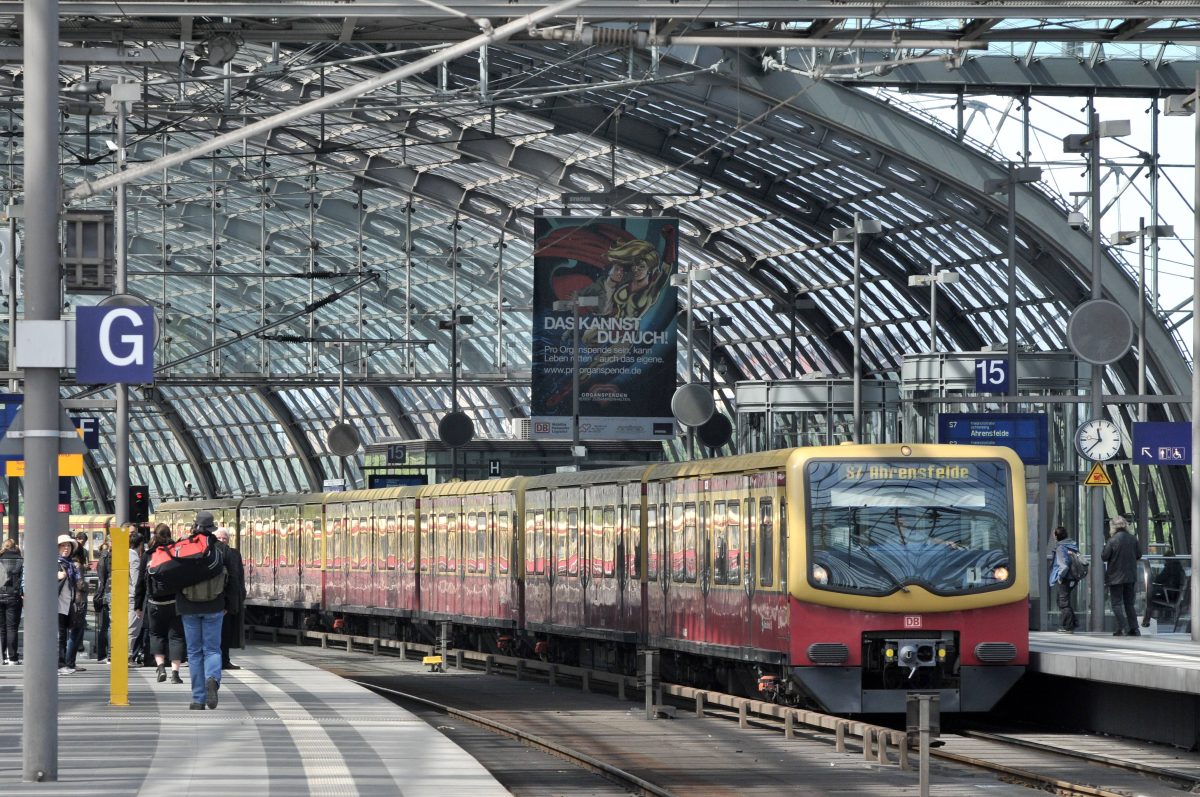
left=1132, top=422, right=1191, bottom=465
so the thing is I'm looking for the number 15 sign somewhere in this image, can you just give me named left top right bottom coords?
left=975, top=358, right=1009, bottom=394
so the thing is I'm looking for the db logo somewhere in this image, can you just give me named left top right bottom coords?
left=904, top=616, right=922, bottom=629
left=533, top=421, right=551, bottom=433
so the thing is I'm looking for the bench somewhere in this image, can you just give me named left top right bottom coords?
left=422, top=655, right=444, bottom=673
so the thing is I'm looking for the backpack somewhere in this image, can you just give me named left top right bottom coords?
left=1067, top=550, right=1088, bottom=582
left=147, top=531, right=224, bottom=594
left=182, top=568, right=227, bottom=602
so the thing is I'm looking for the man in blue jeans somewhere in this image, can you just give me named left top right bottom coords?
left=176, top=511, right=232, bottom=710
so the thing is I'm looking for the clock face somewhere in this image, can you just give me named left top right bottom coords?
left=1075, top=419, right=1122, bottom=461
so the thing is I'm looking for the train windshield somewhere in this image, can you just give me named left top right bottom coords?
left=806, top=459, right=1014, bottom=596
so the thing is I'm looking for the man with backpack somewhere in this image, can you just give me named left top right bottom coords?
left=175, top=511, right=232, bottom=710
left=1049, top=525, right=1082, bottom=634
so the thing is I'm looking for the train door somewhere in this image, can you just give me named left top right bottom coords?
left=494, top=491, right=517, bottom=626
left=645, top=480, right=667, bottom=642
left=418, top=501, right=432, bottom=616
left=325, top=501, right=347, bottom=609
left=523, top=489, right=549, bottom=629
left=376, top=499, right=396, bottom=610
left=558, top=487, right=584, bottom=632
left=299, top=504, right=320, bottom=609
left=400, top=497, right=418, bottom=614
left=619, top=480, right=642, bottom=637
left=277, top=504, right=299, bottom=604
left=748, top=472, right=787, bottom=652
left=707, top=476, right=748, bottom=649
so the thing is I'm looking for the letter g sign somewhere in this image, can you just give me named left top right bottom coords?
left=76, top=305, right=155, bottom=385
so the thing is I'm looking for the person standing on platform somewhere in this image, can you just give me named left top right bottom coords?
left=1049, top=526, right=1080, bottom=634
left=214, top=527, right=245, bottom=670
left=93, top=541, right=111, bottom=663
left=56, top=535, right=82, bottom=674
left=73, top=531, right=90, bottom=572
left=127, top=527, right=146, bottom=664
left=1101, top=516, right=1142, bottom=636
left=177, top=511, right=231, bottom=710
left=65, top=564, right=89, bottom=672
left=137, top=524, right=186, bottom=684
left=0, top=539, right=23, bottom=664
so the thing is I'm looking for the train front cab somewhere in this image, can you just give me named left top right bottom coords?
left=785, top=445, right=1030, bottom=714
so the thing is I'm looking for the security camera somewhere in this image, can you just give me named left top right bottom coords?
left=1067, top=211, right=1087, bottom=229
left=184, top=481, right=194, bottom=496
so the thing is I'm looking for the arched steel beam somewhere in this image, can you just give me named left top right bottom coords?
left=370, top=386, right=421, bottom=439
left=138, top=386, right=220, bottom=499
left=251, top=386, right=325, bottom=492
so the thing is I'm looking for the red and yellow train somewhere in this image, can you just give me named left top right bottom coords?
left=154, top=443, right=1029, bottom=713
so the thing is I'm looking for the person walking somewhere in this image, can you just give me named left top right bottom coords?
left=1049, top=526, right=1080, bottom=634
left=126, top=527, right=146, bottom=665
left=137, top=524, right=186, bottom=684
left=177, top=511, right=231, bottom=710
left=1101, top=516, right=1142, bottom=636
left=0, top=539, right=23, bottom=664
left=214, top=527, right=245, bottom=670
left=56, top=535, right=82, bottom=674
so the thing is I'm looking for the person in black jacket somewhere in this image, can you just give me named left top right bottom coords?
left=93, top=542, right=110, bottom=663
left=0, top=539, right=22, bottom=665
left=213, top=528, right=245, bottom=670
left=177, top=511, right=233, bottom=710
left=136, top=524, right=186, bottom=684
left=1101, top=516, right=1143, bottom=637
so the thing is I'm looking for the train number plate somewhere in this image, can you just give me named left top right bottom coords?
left=904, top=616, right=922, bottom=629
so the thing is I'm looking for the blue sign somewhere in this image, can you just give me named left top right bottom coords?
left=1133, top=422, right=1191, bottom=465
left=368, top=474, right=427, bottom=488
left=76, top=306, right=155, bottom=385
left=72, top=417, right=100, bottom=450
left=974, top=358, right=1009, bottom=394
left=0, top=393, right=21, bottom=464
left=937, top=412, right=1049, bottom=465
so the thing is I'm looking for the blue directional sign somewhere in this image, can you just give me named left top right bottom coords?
left=0, top=393, right=20, bottom=465
left=76, top=306, right=155, bottom=385
left=1132, top=422, right=1191, bottom=465
left=937, top=412, right=1049, bottom=465
left=974, top=358, right=1010, bottom=394
left=72, top=417, right=100, bottom=450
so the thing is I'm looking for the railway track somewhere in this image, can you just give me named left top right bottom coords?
left=266, top=635, right=1200, bottom=797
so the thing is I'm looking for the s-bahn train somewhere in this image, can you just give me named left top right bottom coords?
left=155, top=443, right=1029, bottom=713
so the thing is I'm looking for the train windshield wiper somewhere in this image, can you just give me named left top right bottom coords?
left=853, top=540, right=910, bottom=594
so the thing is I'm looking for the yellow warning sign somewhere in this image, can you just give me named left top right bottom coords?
left=5, top=454, right=83, bottom=478
left=1084, top=461, right=1112, bottom=487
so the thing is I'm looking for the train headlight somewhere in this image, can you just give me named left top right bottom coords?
left=884, top=647, right=895, bottom=661
left=992, top=566, right=1009, bottom=582
left=812, top=564, right=829, bottom=584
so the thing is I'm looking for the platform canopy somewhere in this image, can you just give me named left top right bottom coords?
left=0, top=3, right=1191, bottom=507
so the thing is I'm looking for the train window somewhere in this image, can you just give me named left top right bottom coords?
left=535, top=510, right=547, bottom=576
left=759, top=497, right=774, bottom=587
left=587, top=508, right=601, bottom=578
left=627, top=505, right=641, bottom=579
left=404, top=512, right=417, bottom=572
left=555, top=509, right=568, bottom=576
left=699, top=502, right=709, bottom=582
left=713, top=501, right=727, bottom=584
left=683, top=502, right=697, bottom=582
left=436, top=514, right=447, bottom=573
left=420, top=512, right=432, bottom=574
left=562, top=508, right=576, bottom=576
left=671, top=503, right=685, bottom=582
left=497, top=510, right=510, bottom=575
left=478, top=512, right=489, bottom=576
left=603, top=506, right=616, bottom=577
left=727, top=501, right=741, bottom=584
left=646, top=505, right=659, bottom=579
left=447, top=513, right=459, bottom=573
left=524, top=510, right=536, bottom=574
left=465, top=513, right=478, bottom=574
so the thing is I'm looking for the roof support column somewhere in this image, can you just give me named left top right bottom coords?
left=253, top=386, right=324, bottom=492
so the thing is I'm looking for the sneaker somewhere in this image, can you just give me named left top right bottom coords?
left=156, top=664, right=166, bottom=683
left=205, top=677, right=219, bottom=709
left=73, top=666, right=87, bottom=672
left=57, top=667, right=75, bottom=675
left=2, top=659, right=9, bottom=665
left=171, top=670, right=183, bottom=684
left=1127, top=628, right=1141, bottom=637
left=97, top=658, right=109, bottom=665
left=189, top=702, right=205, bottom=711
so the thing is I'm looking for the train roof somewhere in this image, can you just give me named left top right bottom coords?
left=644, top=449, right=798, bottom=481
left=524, top=464, right=657, bottom=491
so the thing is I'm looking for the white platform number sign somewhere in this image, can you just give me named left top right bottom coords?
left=76, top=306, right=155, bottom=385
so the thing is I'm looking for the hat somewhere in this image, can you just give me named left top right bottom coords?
left=194, top=510, right=217, bottom=532
left=56, top=534, right=77, bottom=552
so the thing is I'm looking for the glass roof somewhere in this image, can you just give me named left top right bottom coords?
left=0, top=12, right=1186, bottom=508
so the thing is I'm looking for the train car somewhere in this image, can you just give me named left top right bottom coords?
left=523, top=466, right=648, bottom=661
left=241, top=494, right=322, bottom=609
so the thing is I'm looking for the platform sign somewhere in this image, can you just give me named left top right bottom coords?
left=974, top=358, right=1010, bottom=394
left=76, top=305, right=155, bottom=384
left=937, top=412, right=1048, bottom=465
left=386, top=444, right=407, bottom=465
left=1132, top=422, right=1192, bottom=465
left=488, top=459, right=501, bottom=477
left=0, top=393, right=20, bottom=465
left=72, top=417, right=100, bottom=449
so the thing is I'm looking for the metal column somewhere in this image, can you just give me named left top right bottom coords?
left=1087, top=112, right=1106, bottom=633
left=115, top=87, right=130, bottom=530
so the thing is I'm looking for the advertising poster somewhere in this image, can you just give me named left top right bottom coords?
left=531, top=216, right=678, bottom=441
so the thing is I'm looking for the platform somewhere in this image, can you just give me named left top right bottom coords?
left=1021, top=630, right=1200, bottom=748
left=0, top=647, right=511, bottom=796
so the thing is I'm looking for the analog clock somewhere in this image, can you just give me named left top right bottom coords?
left=1074, top=418, right=1122, bottom=461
